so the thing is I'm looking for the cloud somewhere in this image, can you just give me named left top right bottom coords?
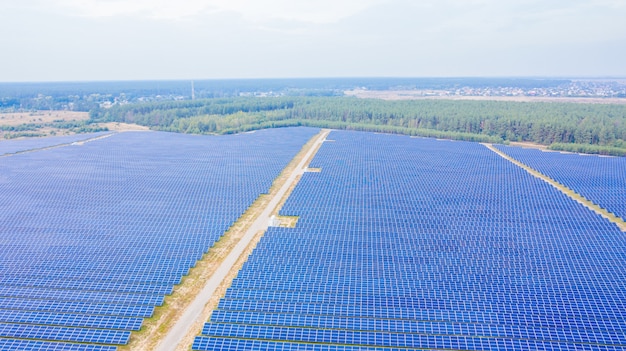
left=1, top=0, right=624, bottom=81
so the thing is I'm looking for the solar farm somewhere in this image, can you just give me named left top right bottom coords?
left=1, top=128, right=625, bottom=350
left=193, top=131, right=626, bottom=351
left=0, top=127, right=319, bottom=350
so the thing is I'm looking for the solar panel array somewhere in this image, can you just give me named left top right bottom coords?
left=0, top=132, right=110, bottom=156
left=494, top=145, right=626, bottom=221
left=194, top=131, right=626, bottom=350
left=0, top=127, right=319, bottom=350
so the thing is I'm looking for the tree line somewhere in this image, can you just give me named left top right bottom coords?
left=90, top=96, right=626, bottom=155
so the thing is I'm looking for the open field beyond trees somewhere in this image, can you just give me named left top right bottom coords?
left=0, top=110, right=107, bottom=139
left=0, top=111, right=89, bottom=125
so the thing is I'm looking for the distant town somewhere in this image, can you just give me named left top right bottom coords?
left=1, top=78, right=625, bottom=112
left=65, top=79, right=626, bottom=109
left=396, top=80, right=626, bottom=98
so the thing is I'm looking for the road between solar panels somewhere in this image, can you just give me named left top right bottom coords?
left=150, top=129, right=330, bottom=351
left=484, top=143, right=626, bottom=232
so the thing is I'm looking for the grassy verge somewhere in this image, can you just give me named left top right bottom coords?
left=548, top=142, right=626, bottom=157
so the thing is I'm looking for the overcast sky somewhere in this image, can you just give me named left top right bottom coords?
left=1, top=0, right=625, bottom=82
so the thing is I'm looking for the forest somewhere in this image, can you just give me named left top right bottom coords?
left=90, top=96, right=626, bottom=156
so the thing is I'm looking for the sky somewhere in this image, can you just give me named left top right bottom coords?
left=1, top=0, right=625, bottom=82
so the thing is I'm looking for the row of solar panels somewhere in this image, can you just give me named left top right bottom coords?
left=0, top=309, right=142, bottom=330
left=198, top=322, right=626, bottom=347
left=0, top=132, right=110, bottom=156
left=210, top=310, right=626, bottom=335
left=193, top=335, right=625, bottom=351
left=216, top=298, right=626, bottom=321
left=0, top=298, right=154, bottom=318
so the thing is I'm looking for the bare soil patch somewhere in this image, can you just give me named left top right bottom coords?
left=0, top=111, right=91, bottom=139
left=0, top=111, right=89, bottom=126
left=275, top=215, right=299, bottom=228
left=99, top=122, right=150, bottom=131
left=0, top=111, right=148, bottom=139
left=508, top=141, right=548, bottom=150
left=345, top=90, right=626, bottom=104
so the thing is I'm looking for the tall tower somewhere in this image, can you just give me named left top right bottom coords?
left=191, top=80, right=195, bottom=100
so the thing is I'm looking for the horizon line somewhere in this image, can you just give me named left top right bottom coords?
left=2, top=76, right=626, bottom=84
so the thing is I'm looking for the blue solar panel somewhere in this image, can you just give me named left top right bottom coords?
left=194, top=130, right=626, bottom=350
left=0, top=127, right=319, bottom=347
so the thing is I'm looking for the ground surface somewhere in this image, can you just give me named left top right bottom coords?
left=99, top=122, right=150, bottom=131
left=508, top=141, right=548, bottom=150
left=0, top=111, right=89, bottom=125
left=0, top=111, right=148, bottom=139
left=0, top=111, right=88, bottom=138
